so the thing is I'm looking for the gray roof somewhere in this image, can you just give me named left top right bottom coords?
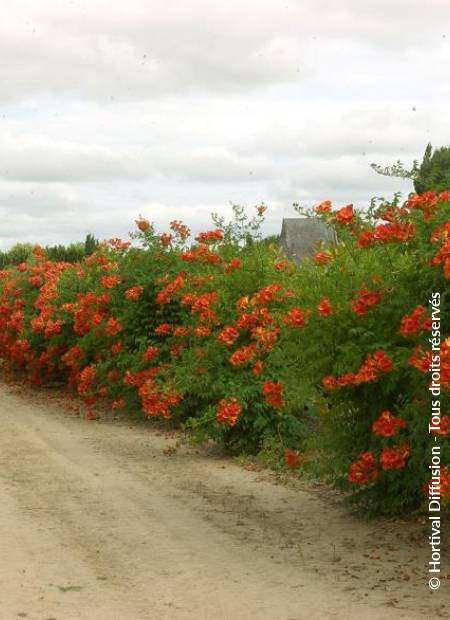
left=280, top=217, right=336, bottom=263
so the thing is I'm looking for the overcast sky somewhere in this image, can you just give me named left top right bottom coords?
left=1, top=0, right=449, bottom=249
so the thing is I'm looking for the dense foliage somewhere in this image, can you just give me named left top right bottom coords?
left=0, top=194, right=449, bottom=515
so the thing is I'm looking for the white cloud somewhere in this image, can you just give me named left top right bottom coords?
left=153, top=146, right=273, bottom=183
left=0, top=133, right=149, bottom=182
left=0, top=0, right=449, bottom=248
left=2, top=1, right=449, bottom=103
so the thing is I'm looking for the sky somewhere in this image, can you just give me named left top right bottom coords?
left=1, top=0, right=450, bottom=249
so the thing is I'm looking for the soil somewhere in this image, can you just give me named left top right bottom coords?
left=0, top=380, right=448, bottom=620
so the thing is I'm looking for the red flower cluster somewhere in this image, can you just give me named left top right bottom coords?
left=317, top=298, right=333, bottom=317
left=251, top=326, right=279, bottom=352
left=274, top=260, right=289, bottom=271
left=252, top=360, right=263, bottom=376
left=236, top=307, right=272, bottom=330
left=159, top=233, right=173, bottom=247
left=139, top=378, right=181, bottom=418
left=430, top=237, right=450, bottom=279
left=254, top=283, right=282, bottom=306
left=322, top=350, right=393, bottom=391
left=236, top=295, right=251, bottom=311
left=143, top=346, right=160, bottom=362
left=194, top=326, right=211, bottom=338
left=282, top=307, right=308, bottom=327
left=61, top=345, right=84, bottom=369
left=105, top=317, right=123, bottom=336
left=155, top=323, right=172, bottom=335
left=314, top=251, right=334, bottom=265
left=73, top=292, right=111, bottom=336
left=125, top=286, right=144, bottom=301
left=170, top=220, right=191, bottom=239
left=380, top=444, right=410, bottom=470
left=78, top=365, right=96, bottom=395
left=181, top=245, right=221, bottom=265
left=190, top=292, right=219, bottom=323
left=335, top=204, right=354, bottom=225
left=216, top=398, right=242, bottom=426
left=357, top=222, right=415, bottom=248
left=135, top=218, right=152, bottom=232
left=224, top=258, right=242, bottom=274
left=195, top=229, right=224, bottom=244
left=406, top=191, right=443, bottom=219
left=262, top=381, right=284, bottom=409
left=399, top=305, right=431, bottom=337
left=372, top=411, right=406, bottom=438
left=284, top=449, right=301, bottom=468
left=156, top=273, right=186, bottom=305
left=28, top=274, right=43, bottom=287
left=430, top=221, right=450, bottom=243
left=111, top=341, right=123, bottom=355
left=409, top=346, right=430, bottom=373
left=101, top=275, right=122, bottom=289
left=348, top=452, right=378, bottom=484
left=256, top=204, right=267, bottom=216
left=108, top=238, right=131, bottom=250
left=315, top=200, right=332, bottom=214
left=173, top=326, right=190, bottom=337
left=217, top=326, right=240, bottom=347
left=351, top=285, right=382, bottom=316
left=229, top=343, right=256, bottom=367
left=123, top=367, right=160, bottom=388
left=33, top=317, right=65, bottom=337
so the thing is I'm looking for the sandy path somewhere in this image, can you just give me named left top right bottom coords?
left=0, top=381, right=448, bottom=620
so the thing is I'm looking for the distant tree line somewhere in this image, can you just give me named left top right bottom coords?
left=0, top=234, right=98, bottom=268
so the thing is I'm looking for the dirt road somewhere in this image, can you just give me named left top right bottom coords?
left=0, top=381, right=448, bottom=620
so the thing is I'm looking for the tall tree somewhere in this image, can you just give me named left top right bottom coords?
left=84, top=233, right=98, bottom=255
left=414, top=143, right=450, bottom=194
left=371, top=143, right=450, bottom=194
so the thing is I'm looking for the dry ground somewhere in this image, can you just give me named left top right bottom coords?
left=0, top=380, right=448, bottom=620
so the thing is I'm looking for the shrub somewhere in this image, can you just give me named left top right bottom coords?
left=0, top=196, right=449, bottom=515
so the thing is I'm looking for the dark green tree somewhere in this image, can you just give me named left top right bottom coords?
left=371, top=143, right=450, bottom=194
left=84, top=233, right=98, bottom=255
left=414, top=143, right=450, bottom=194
